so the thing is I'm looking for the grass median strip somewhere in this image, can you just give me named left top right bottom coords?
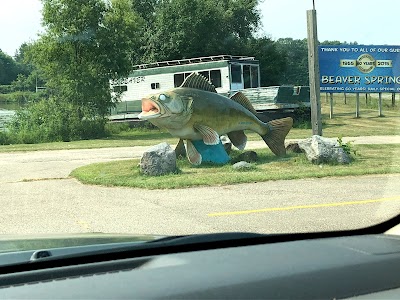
left=70, top=144, right=400, bottom=189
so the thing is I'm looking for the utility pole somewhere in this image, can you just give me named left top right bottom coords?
left=307, top=0, right=322, bottom=136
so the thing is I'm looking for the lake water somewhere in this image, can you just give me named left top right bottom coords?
left=0, top=102, right=19, bottom=131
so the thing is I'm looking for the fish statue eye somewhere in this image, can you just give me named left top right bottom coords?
left=159, top=94, right=167, bottom=101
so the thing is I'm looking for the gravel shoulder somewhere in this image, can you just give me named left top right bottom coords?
left=1, top=135, right=399, bottom=235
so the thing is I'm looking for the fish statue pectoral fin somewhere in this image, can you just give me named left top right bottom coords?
left=185, top=140, right=202, bottom=165
left=227, top=131, right=247, bottom=151
left=193, top=124, right=220, bottom=145
left=262, top=117, right=294, bottom=156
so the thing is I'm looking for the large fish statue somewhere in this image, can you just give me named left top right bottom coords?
left=138, top=73, right=293, bottom=165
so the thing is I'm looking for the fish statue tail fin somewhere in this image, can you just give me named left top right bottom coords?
left=261, top=117, right=293, bottom=156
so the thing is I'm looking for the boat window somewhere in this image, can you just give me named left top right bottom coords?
left=250, top=65, right=259, bottom=88
left=112, top=85, right=127, bottom=92
left=199, top=71, right=209, bottom=81
left=151, top=83, right=160, bottom=89
left=231, top=64, right=242, bottom=83
left=174, top=73, right=185, bottom=87
left=243, top=65, right=259, bottom=88
left=243, top=65, right=251, bottom=88
left=210, top=70, right=221, bottom=88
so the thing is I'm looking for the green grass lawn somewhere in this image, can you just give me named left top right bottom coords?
left=1, top=93, right=399, bottom=152
left=319, top=93, right=400, bottom=137
left=0, top=128, right=177, bottom=152
left=70, top=144, right=400, bottom=189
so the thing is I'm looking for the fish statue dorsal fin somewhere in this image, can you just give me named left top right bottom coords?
left=230, top=92, right=258, bottom=115
left=179, top=72, right=217, bottom=93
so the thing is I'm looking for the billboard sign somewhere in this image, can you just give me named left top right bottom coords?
left=319, top=45, right=400, bottom=93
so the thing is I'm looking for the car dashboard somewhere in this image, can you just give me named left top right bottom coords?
left=1, top=232, right=400, bottom=299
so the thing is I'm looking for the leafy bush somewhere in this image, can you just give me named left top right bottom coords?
left=104, top=122, right=131, bottom=134
left=0, top=91, right=44, bottom=103
left=131, top=120, right=158, bottom=130
left=6, top=98, right=107, bottom=144
left=337, top=136, right=357, bottom=158
left=0, top=94, right=8, bottom=102
left=105, top=120, right=159, bottom=135
left=292, top=105, right=311, bottom=129
left=0, top=131, right=11, bottom=145
left=0, top=85, right=13, bottom=94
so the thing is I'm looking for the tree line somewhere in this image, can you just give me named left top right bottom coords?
left=0, top=0, right=356, bottom=144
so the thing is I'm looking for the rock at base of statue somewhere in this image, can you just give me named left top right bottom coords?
left=192, top=140, right=230, bottom=164
left=232, top=161, right=253, bottom=170
left=298, top=135, right=351, bottom=165
left=231, top=151, right=258, bottom=164
left=140, top=142, right=177, bottom=176
left=285, top=141, right=302, bottom=153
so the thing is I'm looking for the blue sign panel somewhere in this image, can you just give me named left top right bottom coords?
left=319, top=45, right=400, bottom=93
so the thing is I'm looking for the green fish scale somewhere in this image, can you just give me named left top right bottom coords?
left=175, top=88, right=269, bottom=136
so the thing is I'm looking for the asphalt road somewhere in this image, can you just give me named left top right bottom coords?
left=1, top=136, right=400, bottom=236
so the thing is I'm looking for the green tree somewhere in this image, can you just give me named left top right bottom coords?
left=14, top=43, right=30, bottom=64
left=320, top=40, right=358, bottom=46
left=0, top=50, right=20, bottom=85
left=134, top=0, right=285, bottom=86
left=0, top=43, right=44, bottom=93
left=28, top=0, right=142, bottom=117
left=243, top=37, right=287, bottom=86
left=11, top=74, right=30, bottom=92
left=14, top=43, right=35, bottom=78
left=5, top=0, right=143, bottom=143
left=129, top=0, right=159, bottom=63
left=143, top=0, right=261, bottom=61
left=276, top=38, right=309, bottom=85
left=275, top=39, right=359, bottom=86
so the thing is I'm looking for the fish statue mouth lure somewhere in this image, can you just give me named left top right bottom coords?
left=138, top=73, right=293, bottom=165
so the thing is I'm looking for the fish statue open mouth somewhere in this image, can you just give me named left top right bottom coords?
left=138, top=72, right=293, bottom=165
left=140, top=99, right=162, bottom=119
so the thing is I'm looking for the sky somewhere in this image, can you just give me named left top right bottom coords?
left=0, top=0, right=399, bottom=57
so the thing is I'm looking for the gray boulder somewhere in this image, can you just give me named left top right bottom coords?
left=232, top=161, right=253, bottom=170
left=286, top=141, right=302, bottom=153
left=140, top=142, right=177, bottom=176
left=298, top=135, right=351, bottom=164
left=232, top=151, right=258, bottom=164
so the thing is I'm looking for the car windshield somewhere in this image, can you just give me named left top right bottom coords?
left=0, top=0, right=399, bottom=243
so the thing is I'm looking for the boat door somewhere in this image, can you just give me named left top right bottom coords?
left=229, top=63, right=260, bottom=92
left=229, top=64, right=244, bottom=92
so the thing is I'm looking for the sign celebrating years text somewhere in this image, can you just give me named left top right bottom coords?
left=319, top=45, right=400, bottom=93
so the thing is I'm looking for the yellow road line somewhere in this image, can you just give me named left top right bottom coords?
left=207, top=195, right=400, bottom=217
